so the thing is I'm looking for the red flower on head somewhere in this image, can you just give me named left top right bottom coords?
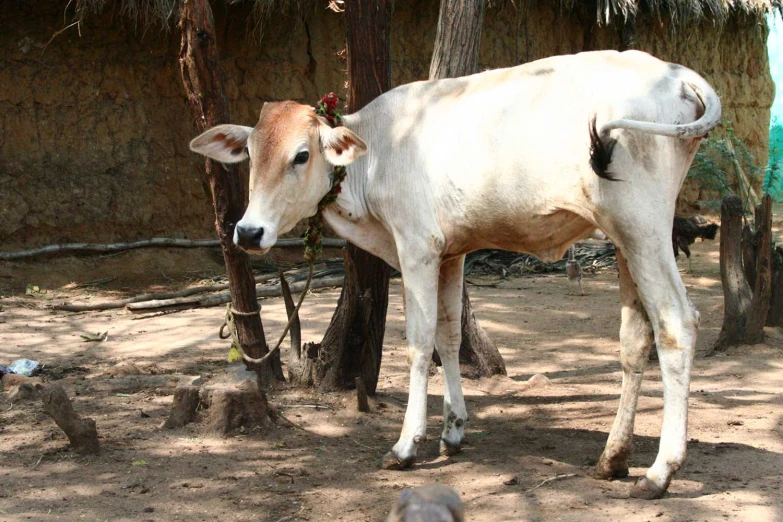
left=321, top=92, right=339, bottom=112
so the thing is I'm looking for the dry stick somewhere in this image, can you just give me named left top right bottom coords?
left=524, top=473, right=579, bottom=495
left=52, top=272, right=281, bottom=312
left=126, top=275, right=344, bottom=311
left=0, top=237, right=346, bottom=261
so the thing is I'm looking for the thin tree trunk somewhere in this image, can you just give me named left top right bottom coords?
left=311, top=0, right=393, bottom=394
left=715, top=195, right=754, bottom=350
left=767, top=246, right=783, bottom=327
left=428, top=0, right=506, bottom=377
left=178, top=0, right=280, bottom=385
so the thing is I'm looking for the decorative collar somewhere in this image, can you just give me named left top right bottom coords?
left=304, top=93, right=347, bottom=262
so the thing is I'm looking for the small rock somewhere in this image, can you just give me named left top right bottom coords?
left=142, top=507, right=154, bottom=513
left=503, top=476, right=519, bottom=486
left=527, top=374, right=552, bottom=388
left=727, top=420, right=744, bottom=426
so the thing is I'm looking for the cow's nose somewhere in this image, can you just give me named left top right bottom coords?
left=235, top=224, right=264, bottom=249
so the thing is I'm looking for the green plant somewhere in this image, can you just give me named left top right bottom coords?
left=687, top=119, right=763, bottom=214
left=763, top=117, right=783, bottom=198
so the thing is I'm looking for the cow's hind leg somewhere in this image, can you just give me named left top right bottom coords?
left=436, top=256, right=468, bottom=455
left=594, top=248, right=654, bottom=480
left=611, top=231, right=698, bottom=499
left=381, top=247, right=441, bottom=470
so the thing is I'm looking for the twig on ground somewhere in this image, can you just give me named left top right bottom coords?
left=275, top=505, right=306, bottom=522
left=524, top=473, right=579, bottom=495
left=30, top=455, right=44, bottom=470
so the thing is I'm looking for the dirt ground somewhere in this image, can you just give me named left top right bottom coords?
left=1, top=236, right=782, bottom=522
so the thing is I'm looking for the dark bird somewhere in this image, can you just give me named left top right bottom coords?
left=387, top=484, right=464, bottom=522
left=672, top=216, right=719, bottom=272
left=566, top=244, right=584, bottom=295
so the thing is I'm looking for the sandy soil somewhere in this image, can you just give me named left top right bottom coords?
left=1, top=237, right=782, bottom=522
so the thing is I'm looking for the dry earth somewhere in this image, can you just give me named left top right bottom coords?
left=1, top=237, right=782, bottom=522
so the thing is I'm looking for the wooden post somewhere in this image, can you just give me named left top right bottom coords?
left=767, top=246, right=783, bottom=327
left=311, top=0, right=394, bottom=394
left=178, top=0, right=280, bottom=385
left=715, top=194, right=772, bottom=350
left=715, top=195, right=753, bottom=349
left=428, top=0, right=506, bottom=377
left=746, top=195, right=773, bottom=338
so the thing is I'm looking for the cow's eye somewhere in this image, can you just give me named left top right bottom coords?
left=293, top=150, right=309, bottom=166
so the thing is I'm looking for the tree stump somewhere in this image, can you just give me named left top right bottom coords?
left=715, top=194, right=772, bottom=350
left=162, top=365, right=273, bottom=436
left=37, top=384, right=100, bottom=455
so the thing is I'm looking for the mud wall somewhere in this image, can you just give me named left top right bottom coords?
left=0, top=1, right=773, bottom=248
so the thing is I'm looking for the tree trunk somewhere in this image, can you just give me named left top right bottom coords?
left=310, top=0, right=393, bottom=394
left=429, top=0, right=506, bottom=377
left=429, top=0, right=485, bottom=80
left=746, top=195, right=773, bottom=338
left=715, top=195, right=755, bottom=350
left=767, top=246, right=783, bottom=327
left=178, top=0, right=280, bottom=385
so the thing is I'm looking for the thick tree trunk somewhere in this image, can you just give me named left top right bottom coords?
left=310, top=0, right=393, bottom=394
left=178, top=0, right=280, bottom=385
left=429, top=0, right=485, bottom=80
left=715, top=194, right=761, bottom=350
left=746, top=195, right=773, bottom=337
left=429, top=0, right=506, bottom=377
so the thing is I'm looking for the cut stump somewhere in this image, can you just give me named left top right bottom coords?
left=162, top=365, right=273, bottom=436
left=37, top=384, right=100, bottom=455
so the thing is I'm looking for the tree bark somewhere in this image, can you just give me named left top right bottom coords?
left=715, top=195, right=755, bottom=350
left=767, top=246, right=783, bottom=327
left=310, top=0, right=393, bottom=394
left=178, top=0, right=280, bottom=385
left=429, top=0, right=485, bottom=80
left=746, top=195, right=773, bottom=338
left=428, top=0, right=506, bottom=377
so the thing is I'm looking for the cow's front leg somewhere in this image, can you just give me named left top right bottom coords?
left=382, top=249, right=440, bottom=470
left=436, top=256, right=468, bottom=456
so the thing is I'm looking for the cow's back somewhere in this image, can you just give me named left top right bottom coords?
left=344, top=50, right=705, bottom=258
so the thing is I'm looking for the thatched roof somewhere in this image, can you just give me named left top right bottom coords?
left=584, top=0, right=782, bottom=24
left=74, top=0, right=781, bottom=28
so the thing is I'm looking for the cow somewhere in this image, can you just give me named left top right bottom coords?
left=189, top=50, right=721, bottom=499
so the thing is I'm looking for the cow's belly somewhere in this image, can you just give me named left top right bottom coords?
left=443, top=208, right=596, bottom=263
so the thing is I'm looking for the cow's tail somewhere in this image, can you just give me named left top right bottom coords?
left=589, top=74, right=721, bottom=181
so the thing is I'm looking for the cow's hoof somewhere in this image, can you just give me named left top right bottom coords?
left=630, top=477, right=668, bottom=500
left=439, top=438, right=462, bottom=457
left=593, top=459, right=629, bottom=480
left=381, top=451, right=416, bottom=470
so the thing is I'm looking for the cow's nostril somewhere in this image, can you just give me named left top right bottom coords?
left=252, top=228, right=264, bottom=244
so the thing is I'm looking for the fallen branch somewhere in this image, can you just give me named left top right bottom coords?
left=0, top=237, right=346, bottom=261
left=524, top=473, right=579, bottom=495
left=126, top=275, right=345, bottom=311
left=52, top=272, right=281, bottom=312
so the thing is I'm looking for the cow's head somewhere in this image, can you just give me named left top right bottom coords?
left=189, top=101, right=367, bottom=253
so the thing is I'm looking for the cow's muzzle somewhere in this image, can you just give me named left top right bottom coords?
left=234, top=223, right=265, bottom=250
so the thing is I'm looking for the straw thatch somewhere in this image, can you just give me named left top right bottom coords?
left=73, top=0, right=781, bottom=28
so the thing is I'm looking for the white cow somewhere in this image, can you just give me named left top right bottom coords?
left=190, top=50, right=720, bottom=499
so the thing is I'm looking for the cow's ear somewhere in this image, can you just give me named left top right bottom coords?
left=319, top=125, right=368, bottom=166
left=190, top=124, right=253, bottom=164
